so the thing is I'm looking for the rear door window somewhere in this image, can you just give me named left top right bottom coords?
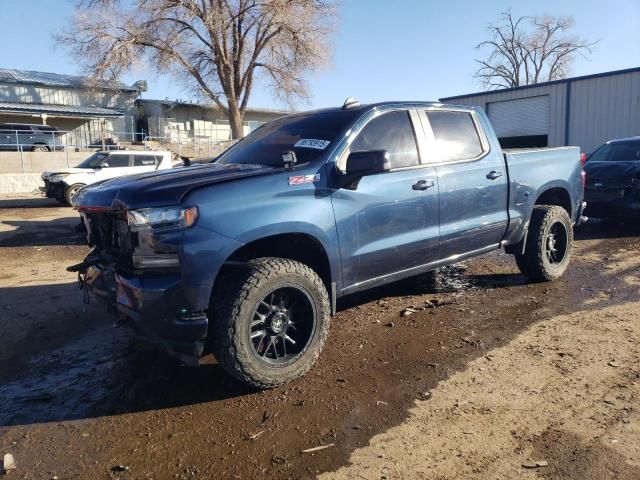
left=610, top=141, right=640, bottom=161
left=132, top=155, right=160, bottom=166
left=103, top=154, right=131, bottom=167
left=590, top=141, right=640, bottom=162
left=425, top=111, right=484, bottom=162
left=349, top=110, right=420, bottom=169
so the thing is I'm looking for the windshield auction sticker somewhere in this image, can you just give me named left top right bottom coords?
left=294, top=139, right=331, bottom=150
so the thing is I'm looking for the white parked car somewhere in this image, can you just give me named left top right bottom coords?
left=41, top=150, right=174, bottom=204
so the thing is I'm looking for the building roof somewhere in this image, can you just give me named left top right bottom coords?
left=440, top=66, right=640, bottom=101
left=0, top=101, right=126, bottom=118
left=0, top=68, right=138, bottom=92
left=136, top=98, right=290, bottom=115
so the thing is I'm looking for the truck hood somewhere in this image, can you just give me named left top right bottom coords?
left=72, top=162, right=280, bottom=210
left=585, top=161, right=640, bottom=188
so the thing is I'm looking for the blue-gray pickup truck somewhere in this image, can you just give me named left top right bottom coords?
left=69, top=100, right=586, bottom=388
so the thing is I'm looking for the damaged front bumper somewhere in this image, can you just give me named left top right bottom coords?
left=71, top=257, right=208, bottom=366
left=40, top=180, right=65, bottom=201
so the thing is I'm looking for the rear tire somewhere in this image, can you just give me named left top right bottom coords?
left=209, top=257, right=331, bottom=389
left=32, top=145, right=50, bottom=152
left=65, top=183, right=85, bottom=205
left=515, top=205, right=573, bottom=282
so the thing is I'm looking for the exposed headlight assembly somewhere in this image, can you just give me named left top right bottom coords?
left=48, top=173, right=70, bottom=183
left=127, top=206, right=198, bottom=230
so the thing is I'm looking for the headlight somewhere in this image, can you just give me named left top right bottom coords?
left=48, top=173, right=70, bottom=182
left=127, top=206, right=198, bottom=230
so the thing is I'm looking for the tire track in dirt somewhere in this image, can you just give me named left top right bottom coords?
left=322, top=302, right=640, bottom=480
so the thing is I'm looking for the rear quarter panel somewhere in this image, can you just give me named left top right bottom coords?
left=503, top=147, right=583, bottom=245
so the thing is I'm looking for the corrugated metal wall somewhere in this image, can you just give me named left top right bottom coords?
left=488, top=95, right=550, bottom=137
left=568, top=70, right=640, bottom=153
left=441, top=69, right=640, bottom=154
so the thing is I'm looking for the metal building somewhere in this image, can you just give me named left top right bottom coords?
left=0, top=68, right=145, bottom=145
left=440, top=67, right=640, bottom=154
left=136, top=99, right=287, bottom=142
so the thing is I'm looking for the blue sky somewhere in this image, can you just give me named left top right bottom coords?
left=1, top=0, right=639, bottom=110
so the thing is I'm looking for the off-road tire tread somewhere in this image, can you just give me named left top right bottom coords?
left=515, top=205, right=573, bottom=282
left=210, top=257, right=330, bottom=389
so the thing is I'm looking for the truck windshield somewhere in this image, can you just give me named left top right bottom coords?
left=77, top=152, right=109, bottom=168
left=215, top=110, right=360, bottom=167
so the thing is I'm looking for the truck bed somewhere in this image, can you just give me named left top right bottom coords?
left=502, top=146, right=583, bottom=246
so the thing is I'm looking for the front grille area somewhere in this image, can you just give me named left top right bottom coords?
left=84, top=211, right=137, bottom=270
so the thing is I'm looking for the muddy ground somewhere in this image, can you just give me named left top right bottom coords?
left=0, top=197, right=639, bottom=479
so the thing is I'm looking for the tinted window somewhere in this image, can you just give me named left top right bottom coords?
left=104, top=154, right=130, bottom=167
left=426, top=111, right=484, bottom=162
left=35, top=126, right=59, bottom=132
left=132, top=155, right=159, bottom=166
left=2, top=124, right=32, bottom=133
left=77, top=152, right=109, bottom=168
left=589, top=141, right=640, bottom=162
left=350, top=110, right=419, bottom=169
left=217, top=110, right=360, bottom=167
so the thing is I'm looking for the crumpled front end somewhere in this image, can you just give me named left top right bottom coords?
left=70, top=207, right=240, bottom=366
left=82, top=260, right=207, bottom=365
left=40, top=179, right=66, bottom=201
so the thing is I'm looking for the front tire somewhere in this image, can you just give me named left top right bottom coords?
left=210, top=257, right=331, bottom=389
left=32, top=145, right=50, bottom=152
left=515, top=205, right=573, bottom=281
left=65, top=183, right=85, bottom=205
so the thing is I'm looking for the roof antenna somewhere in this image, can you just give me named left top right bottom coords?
left=342, top=97, right=359, bottom=109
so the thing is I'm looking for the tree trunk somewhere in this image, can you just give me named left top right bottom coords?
left=228, top=106, right=244, bottom=140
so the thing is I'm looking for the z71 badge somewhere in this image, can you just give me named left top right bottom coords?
left=288, top=174, right=320, bottom=185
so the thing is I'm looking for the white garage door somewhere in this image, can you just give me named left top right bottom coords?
left=487, top=95, right=550, bottom=138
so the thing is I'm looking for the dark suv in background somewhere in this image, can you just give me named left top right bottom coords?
left=584, top=137, right=640, bottom=218
left=0, top=123, right=64, bottom=152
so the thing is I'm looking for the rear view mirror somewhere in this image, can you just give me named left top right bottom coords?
left=345, top=150, right=391, bottom=177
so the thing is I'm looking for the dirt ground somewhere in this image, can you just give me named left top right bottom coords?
left=1, top=196, right=639, bottom=479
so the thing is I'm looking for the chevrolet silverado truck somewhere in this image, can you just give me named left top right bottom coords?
left=41, top=150, right=173, bottom=204
left=69, top=100, right=586, bottom=388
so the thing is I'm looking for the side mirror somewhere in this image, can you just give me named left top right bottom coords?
left=345, top=150, right=391, bottom=177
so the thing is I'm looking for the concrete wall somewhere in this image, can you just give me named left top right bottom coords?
left=0, top=152, right=90, bottom=174
left=0, top=174, right=42, bottom=194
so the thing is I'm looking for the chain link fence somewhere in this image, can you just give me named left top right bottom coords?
left=0, top=127, right=238, bottom=173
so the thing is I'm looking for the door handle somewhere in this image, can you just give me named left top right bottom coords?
left=412, top=179, right=435, bottom=191
left=486, top=170, right=503, bottom=180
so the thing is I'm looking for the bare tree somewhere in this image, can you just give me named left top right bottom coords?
left=474, top=9, right=597, bottom=89
left=58, top=0, right=337, bottom=138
